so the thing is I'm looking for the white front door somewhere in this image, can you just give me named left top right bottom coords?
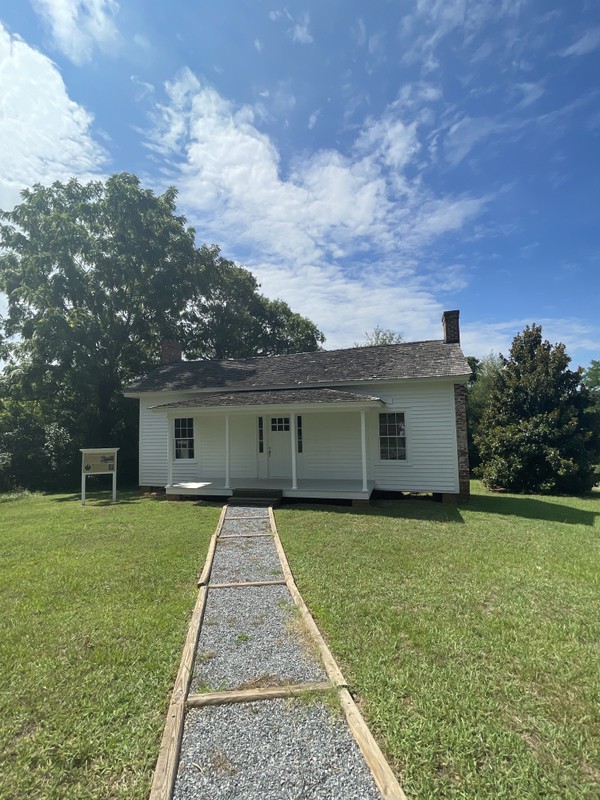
left=268, top=416, right=292, bottom=477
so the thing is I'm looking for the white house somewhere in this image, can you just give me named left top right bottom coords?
left=123, top=310, right=471, bottom=503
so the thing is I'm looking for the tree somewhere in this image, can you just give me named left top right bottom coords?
left=0, top=173, right=324, bottom=489
left=583, top=360, right=600, bottom=410
left=354, top=326, right=404, bottom=347
left=182, top=246, right=324, bottom=359
left=466, top=352, right=503, bottom=471
left=475, top=325, right=600, bottom=494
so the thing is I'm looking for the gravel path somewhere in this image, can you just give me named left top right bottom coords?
left=210, top=537, right=283, bottom=585
left=175, top=504, right=384, bottom=800
left=173, top=699, right=382, bottom=800
left=191, top=584, right=327, bottom=692
left=224, top=505, right=270, bottom=519
left=220, top=517, right=272, bottom=535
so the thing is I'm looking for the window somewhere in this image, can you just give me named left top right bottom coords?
left=174, top=418, right=194, bottom=459
left=258, top=417, right=264, bottom=453
left=297, top=416, right=303, bottom=453
left=271, top=417, right=290, bottom=432
left=379, top=412, right=406, bottom=460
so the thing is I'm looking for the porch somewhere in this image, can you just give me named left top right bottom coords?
left=165, top=477, right=375, bottom=501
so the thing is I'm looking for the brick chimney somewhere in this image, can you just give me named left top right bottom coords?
left=160, top=339, right=182, bottom=364
left=442, top=310, right=460, bottom=344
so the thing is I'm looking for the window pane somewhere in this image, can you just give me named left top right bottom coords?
left=175, top=418, right=194, bottom=459
left=378, top=413, right=406, bottom=460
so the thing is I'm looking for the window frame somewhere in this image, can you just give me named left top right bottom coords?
left=378, top=411, right=407, bottom=462
left=258, top=416, right=264, bottom=454
left=174, top=417, right=195, bottom=460
left=270, top=416, right=290, bottom=432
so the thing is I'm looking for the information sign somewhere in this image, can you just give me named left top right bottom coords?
left=80, top=448, right=119, bottom=504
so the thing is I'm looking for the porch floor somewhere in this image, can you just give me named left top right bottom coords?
left=165, top=477, right=374, bottom=501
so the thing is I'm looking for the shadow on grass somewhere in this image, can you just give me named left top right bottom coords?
left=51, top=490, right=144, bottom=505
left=281, top=497, right=465, bottom=524
left=467, top=492, right=598, bottom=526
left=281, top=490, right=600, bottom=526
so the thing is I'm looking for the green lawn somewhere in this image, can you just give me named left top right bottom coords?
left=0, top=490, right=218, bottom=800
left=277, top=483, right=600, bottom=799
left=2, top=486, right=598, bottom=799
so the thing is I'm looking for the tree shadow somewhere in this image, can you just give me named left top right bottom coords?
left=281, top=496, right=465, bottom=524
left=281, top=489, right=600, bottom=527
left=466, top=492, right=597, bottom=526
left=51, top=490, right=143, bottom=505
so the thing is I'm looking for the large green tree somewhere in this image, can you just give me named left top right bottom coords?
left=475, top=325, right=600, bottom=494
left=466, top=352, right=503, bottom=470
left=583, top=360, right=600, bottom=411
left=0, top=173, right=323, bottom=488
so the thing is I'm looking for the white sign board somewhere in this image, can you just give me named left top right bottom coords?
left=80, top=448, right=119, bottom=504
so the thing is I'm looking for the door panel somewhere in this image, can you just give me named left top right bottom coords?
left=268, top=417, right=292, bottom=477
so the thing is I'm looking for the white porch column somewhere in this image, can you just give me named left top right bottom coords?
left=167, top=416, right=174, bottom=487
left=360, top=411, right=368, bottom=492
left=224, top=415, right=231, bottom=489
left=290, top=412, right=298, bottom=490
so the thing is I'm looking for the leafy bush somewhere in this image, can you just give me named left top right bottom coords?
left=476, top=325, right=600, bottom=494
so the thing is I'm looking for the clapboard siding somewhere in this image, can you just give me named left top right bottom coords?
left=139, top=394, right=169, bottom=485
left=230, top=416, right=256, bottom=478
left=137, top=379, right=460, bottom=493
left=354, top=381, right=459, bottom=492
left=300, top=412, right=363, bottom=480
left=198, top=417, right=225, bottom=477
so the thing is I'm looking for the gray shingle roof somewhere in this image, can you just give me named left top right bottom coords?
left=124, top=340, right=471, bottom=394
left=150, top=388, right=383, bottom=410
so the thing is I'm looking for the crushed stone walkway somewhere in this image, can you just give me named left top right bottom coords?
left=152, top=504, right=406, bottom=800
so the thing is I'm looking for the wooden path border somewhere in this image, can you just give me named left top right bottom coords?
left=149, top=582, right=211, bottom=800
left=187, top=681, right=332, bottom=708
left=269, top=507, right=347, bottom=689
left=269, top=507, right=408, bottom=800
left=208, top=579, right=286, bottom=589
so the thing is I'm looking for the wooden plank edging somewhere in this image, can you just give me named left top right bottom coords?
left=197, top=505, right=225, bottom=587
left=339, top=688, right=408, bottom=800
left=268, top=508, right=347, bottom=688
left=149, top=508, right=224, bottom=800
left=186, top=681, right=332, bottom=708
left=208, top=579, right=286, bottom=589
left=149, top=584, right=209, bottom=800
left=218, top=533, right=274, bottom=539
left=269, top=506, right=409, bottom=800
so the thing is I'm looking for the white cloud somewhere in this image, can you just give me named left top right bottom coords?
left=401, top=0, right=529, bottom=72
left=144, top=70, right=488, bottom=347
left=290, top=13, right=313, bottom=45
left=444, top=116, right=512, bottom=165
left=31, top=0, right=120, bottom=64
left=0, top=23, right=107, bottom=211
left=308, top=109, right=320, bottom=130
left=254, top=38, right=263, bottom=53
left=560, top=27, right=600, bottom=57
left=514, top=81, right=544, bottom=109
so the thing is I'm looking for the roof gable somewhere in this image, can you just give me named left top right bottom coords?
left=124, top=340, right=471, bottom=394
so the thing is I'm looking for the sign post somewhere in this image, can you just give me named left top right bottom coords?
left=80, top=448, right=119, bottom=505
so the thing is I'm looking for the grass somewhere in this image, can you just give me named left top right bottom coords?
left=276, top=482, right=600, bottom=799
left=0, top=490, right=219, bottom=800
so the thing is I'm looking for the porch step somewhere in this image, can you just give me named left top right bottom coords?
left=228, top=488, right=283, bottom=508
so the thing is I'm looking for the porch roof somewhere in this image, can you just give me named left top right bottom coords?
left=150, top=387, right=383, bottom=411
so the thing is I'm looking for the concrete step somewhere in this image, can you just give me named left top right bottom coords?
left=228, top=488, right=283, bottom=507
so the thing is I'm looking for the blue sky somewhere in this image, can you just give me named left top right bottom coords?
left=0, top=1, right=599, bottom=367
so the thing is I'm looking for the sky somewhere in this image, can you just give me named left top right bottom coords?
left=0, top=1, right=599, bottom=368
